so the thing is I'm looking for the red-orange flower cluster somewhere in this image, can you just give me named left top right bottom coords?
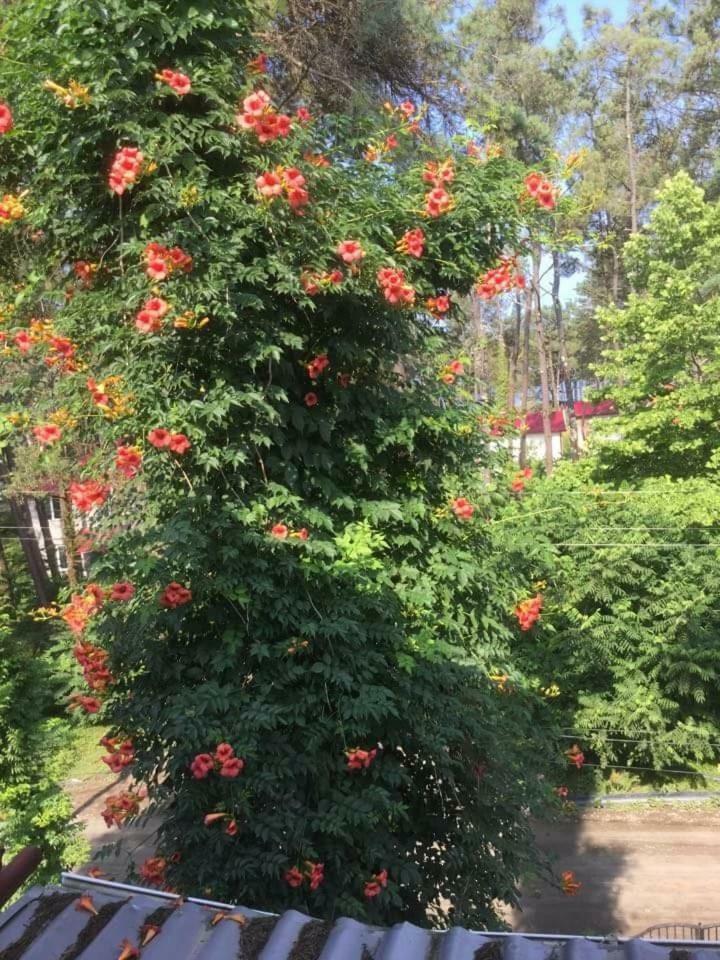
left=423, top=159, right=454, bottom=217
left=33, top=423, right=62, bottom=445
left=476, top=257, right=526, bottom=300
left=144, top=243, right=192, bottom=281
left=346, top=747, right=377, bottom=771
left=155, top=68, right=191, bottom=96
left=515, top=594, right=543, bottom=631
left=135, top=296, right=169, bottom=334
left=377, top=267, right=415, bottom=306
left=139, top=856, right=167, bottom=886
left=270, top=523, right=309, bottom=541
left=336, top=239, right=365, bottom=264
left=396, top=227, right=425, bottom=258
left=191, top=742, right=245, bottom=779
left=108, top=146, right=144, bottom=196
left=61, top=585, right=103, bottom=636
left=255, top=166, right=308, bottom=212
left=300, top=269, right=342, bottom=295
left=440, top=359, right=464, bottom=385
left=68, top=693, right=102, bottom=713
left=159, top=581, right=192, bottom=608
left=426, top=294, right=450, bottom=317
left=524, top=172, right=556, bottom=210
left=423, top=159, right=454, bottom=187
left=284, top=861, right=324, bottom=891
left=452, top=497, right=474, bottom=521
left=364, top=869, right=388, bottom=899
left=69, top=479, right=109, bottom=512
left=110, top=581, right=135, bottom=601
left=102, top=790, right=141, bottom=828
left=248, top=51, right=269, bottom=74
left=511, top=466, right=533, bottom=493
left=566, top=745, right=585, bottom=769
left=74, top=638, right=114, bottom=691
left=237, top=90, right=292, bottom=142
left=46, top=334, right=78, bottom=372
left=116, top=445, right=143, bottom=479
left=148, top=427, right=191, bottom=454
left=0, top=102, right=13, bottom=134
left=100, top=736, right=135, bottom=773
left=307, top=354, right=330, bottom=380
left=485, top=413, right=510, bottom=437
left=73, top=260, right=97, bottom=287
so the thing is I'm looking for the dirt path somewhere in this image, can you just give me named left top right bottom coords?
left=64, top=773, right=160, bottom=880
left=64, top=777, right=720, bottom=937
left=511, top=806, right=720, bottom=937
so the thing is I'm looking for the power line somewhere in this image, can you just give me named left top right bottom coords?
left=552, top=542, right=720, bottom=548
left=579, top=762, right=720, bottom=779
left=559, top=732, right=720, bottom=751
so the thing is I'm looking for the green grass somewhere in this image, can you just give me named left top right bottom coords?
left=62, top=724, right=107, bottom=780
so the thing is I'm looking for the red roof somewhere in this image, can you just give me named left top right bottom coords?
left=573, top=400, right=616, bottom=418
left=514, top=411, right=566, bottom=434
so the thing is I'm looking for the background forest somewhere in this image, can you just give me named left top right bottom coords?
left=1, top=0, right=720, bottom=928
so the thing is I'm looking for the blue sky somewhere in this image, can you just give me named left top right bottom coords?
left=554, top=0, right=629, bottom=41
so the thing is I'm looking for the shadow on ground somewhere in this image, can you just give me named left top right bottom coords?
left=510, top=816, right=626, bottom=936
left=510, top=806, right=720, bottom=937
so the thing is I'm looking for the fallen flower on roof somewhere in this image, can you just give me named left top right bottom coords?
left=75, top=894, right=98, bottom=915
left=117, top=941, right=140, bottom=960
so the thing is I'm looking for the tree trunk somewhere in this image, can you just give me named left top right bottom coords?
left=552, top=249, right=577, bottom=459
left=471, top=294, right=485, bottom=402
left=59, top=484, right=82, bottom=589
left=507, top=292, right=522, bottom=410
left=532, top=243, right=554, bottom=475
left=518, top=286, right=532, bottom=468
left=33, top=498, right=61, bottom=581
left=7, top=496, right=54, bottom=606
left=625, top=65, right=639, bottom=234
left=611, top=246, right=620, bottom=306
left=0, top=453, right=54, bottom=606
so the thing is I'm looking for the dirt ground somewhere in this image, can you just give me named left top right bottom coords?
left=510, top=806, right=720, bottom=937
left=64, top=775, right=720, bottom=938
left=64, top=772, right=160, bottom=879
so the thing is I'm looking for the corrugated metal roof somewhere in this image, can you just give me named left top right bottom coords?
left=1, top=873, right=718, bottom=960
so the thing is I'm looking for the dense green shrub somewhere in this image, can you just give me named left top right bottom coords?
left=0, top=0, right=561, bottom=927
left=0, top=616, right=86, bottom=886
left=492, top=463, right=720, bottom=776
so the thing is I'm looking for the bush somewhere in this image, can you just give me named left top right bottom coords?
left=0, top=617, right=86, bottom=887
left=492, top=463, right=720, bottom=777
left=0, top=0, right=560, bottom=925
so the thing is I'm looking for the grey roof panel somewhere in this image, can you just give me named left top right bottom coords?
left=318, top=916, right=385, bottom=960
left=0, top=888, right=44, bottom=951
left=193, top=914, right=240, bottom=958
left=504, top=935, right=556, bottom=960
left=74, top=893, right=153, bottom=960
left=22, top=891, right=119, bottom=960
left=439, top=927, right=491, bottom=960
left=563, top=938, right=615, bottom=960
left=259, top=909, right=313, bottom=959
left=376, top=921, right=432, bottom=959
left=2, top=874, right=719, bottom=960
left=141, top=902, right=213, bottom=959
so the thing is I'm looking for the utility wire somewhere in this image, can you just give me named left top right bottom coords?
left=552, top=542, right=720, bottom=548
left=559, top=732, right=720, bottom=751
left=579, top=762, right=720, bottom=779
